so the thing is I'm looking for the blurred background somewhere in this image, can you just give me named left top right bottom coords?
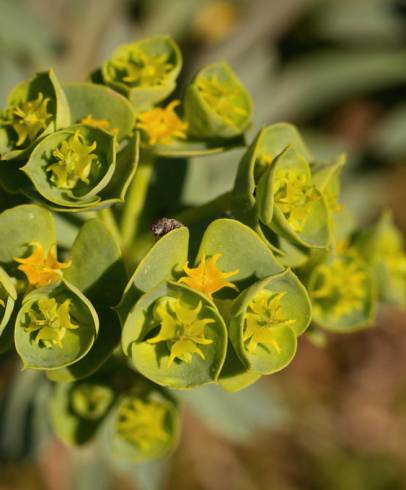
left=1, top=0, right=406, bottom=488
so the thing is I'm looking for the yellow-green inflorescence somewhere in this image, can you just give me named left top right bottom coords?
left=274, top=169, right=319, bottom=234
left=110, top=48, right=173, bottom=88
left=196, top=74, right=248, bottom=126
left=24, top=297, right=78, bottom=348
left=310, top=251, right=367, bottom=319
left=47, top=130, right=99, bottom=189
left=72, top=383, right=113, bottom=420
left=4, top=92, right=51, bottom=147
left=244, top=290, right=295, bottom=354
left=148, top=298, right=214, bottom=367
left=116, top=397, right=168, bottom=450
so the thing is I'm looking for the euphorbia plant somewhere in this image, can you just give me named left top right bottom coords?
left=0, top=34, right=405, bottom=463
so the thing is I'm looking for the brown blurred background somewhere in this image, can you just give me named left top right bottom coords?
left=1, top=0, right=406, bottom=489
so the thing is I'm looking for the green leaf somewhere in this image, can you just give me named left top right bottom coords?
left=0, top=204, right=56, bottom=265
left=0, top=266, right=17, bottom=337
left=64, top=82, right=135, bottom=141
left=65, top=219, right=126, bottom=306
left=117, top=226, right=189, bottom=323
left=197, top=218, right=283, bottom=293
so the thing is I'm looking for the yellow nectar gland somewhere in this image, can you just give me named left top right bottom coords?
left=310, top=253, right=367, bottom=318
left=47, top=130, right=98, bottom=190
left=7, top=92, right=51, bottom=147
left=24, top=297, right=77, bottom=349
left=148, top=298, right=214, bottom=368
left=179, top=254, right=239, bottom=299
left=244, top=290, right=295, bottom=354
left=116, top=398, right=168, bottom=450
left=274, top=169, right=319, bottom=233
left=196, top=74, right=248, bottom=125
left=137, top=100, right=188, bottom=146
left=112, top=49, right=173, bottom=87
left=14, top=241, right=71, bottom=288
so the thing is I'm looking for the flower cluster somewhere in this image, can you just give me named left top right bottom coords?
left=0, top=35, right=405, bottom=463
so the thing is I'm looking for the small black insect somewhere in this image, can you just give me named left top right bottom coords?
left=150, top=217, right=184, bottom=238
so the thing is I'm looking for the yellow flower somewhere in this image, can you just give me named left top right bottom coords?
left=112, top=49, right=173, bottom=87
left=244, top=290, right=295, bottom=353
left=14, top=241, right=71, bottom=288
left=148, top=298, right=214, bottom=367
left=116, top=397, right=169, bottom=450
left=47, top=130, right=99, bottom=189
left=137, top=100, right=188, bottom=146
left=196, top=74, right=248, bottom=124
left=80, top=114, right=117, bottom=133
left=24, top=297, right=78, bottom=348
left=274, top=169, right=319, bottom=233
left=72, top=383, right=113, bottom=420
left=310, top=252, right=367, bottom=318
left=6, top=92, right=51, bottom=146
left=179, top=254, right=239, bottom=299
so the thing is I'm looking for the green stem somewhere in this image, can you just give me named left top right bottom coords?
left=120, top=155, right=154, bottom=250
left=98, top=208, right=121, bottom=245
left=175, top=190, right=234, bottom=225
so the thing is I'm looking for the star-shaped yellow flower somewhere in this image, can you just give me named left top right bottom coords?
left=179, top=254, right=239, bottom=299
left=14, top=241, right=71, bottom=288
left=137, top=100, right=188, bottom=146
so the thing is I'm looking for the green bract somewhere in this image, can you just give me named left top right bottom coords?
left=101, top=35, right=182, bottom=110
left=184, top=62, right=252, bottom=139
left=15, top=280, right=99, bottom=370
left=229, top=270, right=311, bottom=375
left=121, top=281, right=228, bottom=389
left=110, top=385, right=179, bottom=462
left=0, top=69, right=70, bottom=160
left=356, top=212, right=406, bottom=307
left=308, top=248, right=376, bottom=332
left=50, top=379, right=115, bottom=446
left=20, top=125, right=139, bottom=211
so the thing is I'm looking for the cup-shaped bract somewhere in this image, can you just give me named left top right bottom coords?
left=184, top=62, right=252, bottom=139
left=15, top=280, right=99, bottom=370
left=0, top=70, right=70, bottom=160
left=121, top=281, right=227, bottom=389
left=22, top=125, right=117, bottom=211
left=111, top=386, right=179, bottom=463
left=0, top=267, right=17, bottom=350
left=257, top=146, right=330, bottom=249
left=356, top=212, right=406, bottom=307
left=102, top=36, right=182, bottom=110
left=308, top=249, right=376, bottom=332
left=229, top=270, right=311, bottom=375
left=50, top=379, right=115, bottom=446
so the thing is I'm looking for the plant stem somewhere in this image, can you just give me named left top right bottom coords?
left=98, top=208, right=121, bottom=245
left=175, top=190, right=234, bottom=225
left=120, top=155, right=154, bottom=250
